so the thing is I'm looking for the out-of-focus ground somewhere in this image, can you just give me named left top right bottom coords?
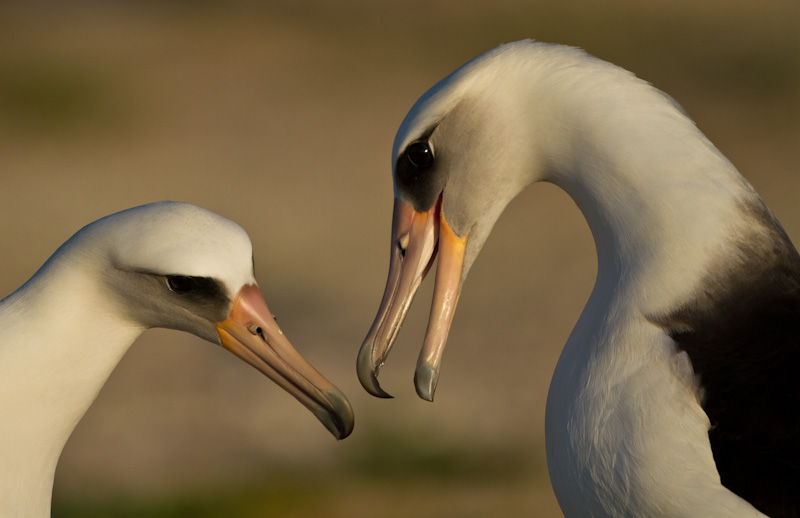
left=0, top=1, right=798, bottom=516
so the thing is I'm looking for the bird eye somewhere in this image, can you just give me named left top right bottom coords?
left=166, top=275, right=199, bottom=294
left=406, top=141, right=434, bottom=169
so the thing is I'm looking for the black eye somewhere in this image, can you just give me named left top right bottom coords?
left=406, top=141, right=434, bottom=169
left=166, top=275, right=200, bottom=294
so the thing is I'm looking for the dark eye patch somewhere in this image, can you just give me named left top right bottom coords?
left=166, top=275, right=212, bottom=294
left=161, top=274, right=230, bottom=321
left=406, top=141, right=434, bottom=168
left=395, top=133, right=445, bottom=211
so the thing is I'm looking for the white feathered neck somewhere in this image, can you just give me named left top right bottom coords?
left=394, top=41, right=777, bottom=516
left=0, top=248, right=141, bottom=516
left=0, top=202, right=255, bottom=516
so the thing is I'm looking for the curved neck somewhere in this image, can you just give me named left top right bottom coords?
left=0, top=257, right=142, bottom=516
left=533, top=64, right=770, bottom=517
left=529, top=68, right=757, bottom=309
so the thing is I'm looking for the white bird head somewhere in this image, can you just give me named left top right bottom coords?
left=357, top=42, right=558, bottom=401
left=356, top=40, right=650, bottom=401
left=14, top=201, right=354, bottom=439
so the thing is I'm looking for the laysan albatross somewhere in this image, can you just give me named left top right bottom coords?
left=0, top=201, right=353, bottom=516
left=357, top=41, right=798, bottom=517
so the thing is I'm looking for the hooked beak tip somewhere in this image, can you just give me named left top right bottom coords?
left=217, top=285, right=356, bottom=439
left=315, top=389, right=355, bottom=440
left=357, top=342, right=394, bottom=399
left=414, top=362, right=439, bottom=402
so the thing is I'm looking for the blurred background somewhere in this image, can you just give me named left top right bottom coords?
left=1, top=0, right=798, bottom=516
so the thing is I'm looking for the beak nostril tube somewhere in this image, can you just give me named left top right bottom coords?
left=248, top=324, right=265, bottom=340
left=398, top=233, right=410, bottom=257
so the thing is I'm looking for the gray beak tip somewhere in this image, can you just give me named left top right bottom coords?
left=362, top=371, right=395, bottom=399
left=414, top=362, right=439, bottom=402
left=314, top=389, right=355, bottom=440
left=357, top=344, right=394, bottom=399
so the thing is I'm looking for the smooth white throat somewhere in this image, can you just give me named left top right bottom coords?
left=0, top=252, right=142, bottom=516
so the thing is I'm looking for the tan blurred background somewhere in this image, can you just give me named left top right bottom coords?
left=1, top=1, right=798, bottom=516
